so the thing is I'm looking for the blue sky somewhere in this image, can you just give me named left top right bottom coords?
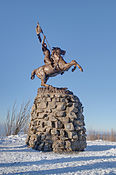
left=0, top=0, right=116, bottom=131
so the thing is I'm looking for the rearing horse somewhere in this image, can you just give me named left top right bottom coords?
left=31, top=47, right=83, bottom=87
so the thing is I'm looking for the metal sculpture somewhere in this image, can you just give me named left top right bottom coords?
left=31, top=22, right=83, bottom=87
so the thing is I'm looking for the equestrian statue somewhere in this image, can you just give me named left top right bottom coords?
left=31, top=22, right=83, bottom=87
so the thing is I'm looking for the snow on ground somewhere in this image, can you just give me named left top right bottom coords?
left=0, top=134, right=116, bottom=175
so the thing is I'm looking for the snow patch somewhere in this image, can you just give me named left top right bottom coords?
left=0, top=134, right=116, bottom=174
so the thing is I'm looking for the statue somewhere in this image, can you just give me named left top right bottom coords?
left=31, top=22, right=83, bottom=87
left=27, top=23, right=87, bottom=153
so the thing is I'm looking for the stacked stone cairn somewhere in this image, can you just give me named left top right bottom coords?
left=26, top=87, right=87, bottom=152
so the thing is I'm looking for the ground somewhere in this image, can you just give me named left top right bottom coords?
left=0, top=134, right=116, bottom=175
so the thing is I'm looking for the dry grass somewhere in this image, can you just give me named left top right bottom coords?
left=4, top=101, right=31, bottom=136
left=87, top=129, right=116, bottom=142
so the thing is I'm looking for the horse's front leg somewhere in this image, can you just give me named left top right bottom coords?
left=76, top=63, right=83, bottom=72
left=71, top=60, right=83, bottom=72
left=72, top=65, right=76, bottom=72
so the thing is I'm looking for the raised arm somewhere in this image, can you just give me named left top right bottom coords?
left=36, top=23, right=42, bottom=43
left=35, top=22, right=52, bottom=52
left=42, top=35, right=46, bottom=45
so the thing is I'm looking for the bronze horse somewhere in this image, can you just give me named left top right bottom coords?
left=31, top=47, right=83, bottom=87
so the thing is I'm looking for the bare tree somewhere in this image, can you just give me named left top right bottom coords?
left=4, top=100, right=31, bottom=136
left=87, top=129, right=116, bottom=142
left=110, top=129, right=115, bottom=142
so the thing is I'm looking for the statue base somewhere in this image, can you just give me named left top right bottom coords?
left=26, top=87, right=87, bottom=152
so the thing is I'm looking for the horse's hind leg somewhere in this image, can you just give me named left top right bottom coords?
left=41, top=79, right=49, bottom=87
left=35, top=67, right=52, bottom=87
left=31, top=69, right=36, bottom=80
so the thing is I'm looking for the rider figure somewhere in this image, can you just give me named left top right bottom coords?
left=51, top=48, right=61, bottom=70
left=51, top=47, right=66, bottom=74
left=41, top=36, right=53, bottom=66
left=36, top=24, right=52, bottom=66
left=36, top=23, right=62, bottom=72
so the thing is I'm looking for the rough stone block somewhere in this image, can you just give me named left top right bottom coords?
left=59, top=117, right=70, bottom=123
left=68, top=112, right=77, bottom=119
left=47, top=121, right=55, bottom=128
left=55, top=111, right=66, bottom=117
left=37, top=113, right=45, bottom=119
left=60, top=130, right=68, bottom=138
left=74, top=120, right=84, bottom=126
left=31, top=105, right=35, bottom=111
left=71, top=140, right=87, bottom=151
left=60, top=98, right=66, bottom=102
left=57, top=103, right=66, bottom=111
left=37, top=102, right=47, bottom=109
left=67, top=102, right=73, bottom=107
left=75, top=126, right=85, bottom=131
left=65, top=123, right=74, bottom=130
left=37, top=108, right=44, bottom=113
left=51, top=128, right=58, bottom=135
left=46, top=98, right=52, bottom=102
left=48, top=101, right=57, bottom=109
left=71, top=107, right=78, bottom=113
left=46, top=109, right=52, bottom=113
left=68, top=131, right=78, bottom=139
left=65, top=140, right=71, bottom=151
left=43, top=143, right=52, bottom=151
left=55, top=121, right=63, bottom=129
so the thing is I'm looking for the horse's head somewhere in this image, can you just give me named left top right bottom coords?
left=52, top=47, right=66, bottom=56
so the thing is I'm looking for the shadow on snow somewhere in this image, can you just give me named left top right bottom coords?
left=0, top=155, right=116, bottom=168
left=3, top=161, right=116, bottom=175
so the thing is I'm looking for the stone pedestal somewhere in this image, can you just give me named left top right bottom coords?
left=26, top=87, right=87, bottom=152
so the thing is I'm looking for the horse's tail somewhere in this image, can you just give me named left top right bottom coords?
left=31, top=69, right=36, bottom=80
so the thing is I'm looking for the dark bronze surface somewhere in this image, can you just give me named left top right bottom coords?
left=31, top=23, right=83, bottom=87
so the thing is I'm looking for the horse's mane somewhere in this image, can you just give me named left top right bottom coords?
left=52, top=47, right=66, bottom=57
left=52, top=47, right=61, bottom=51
